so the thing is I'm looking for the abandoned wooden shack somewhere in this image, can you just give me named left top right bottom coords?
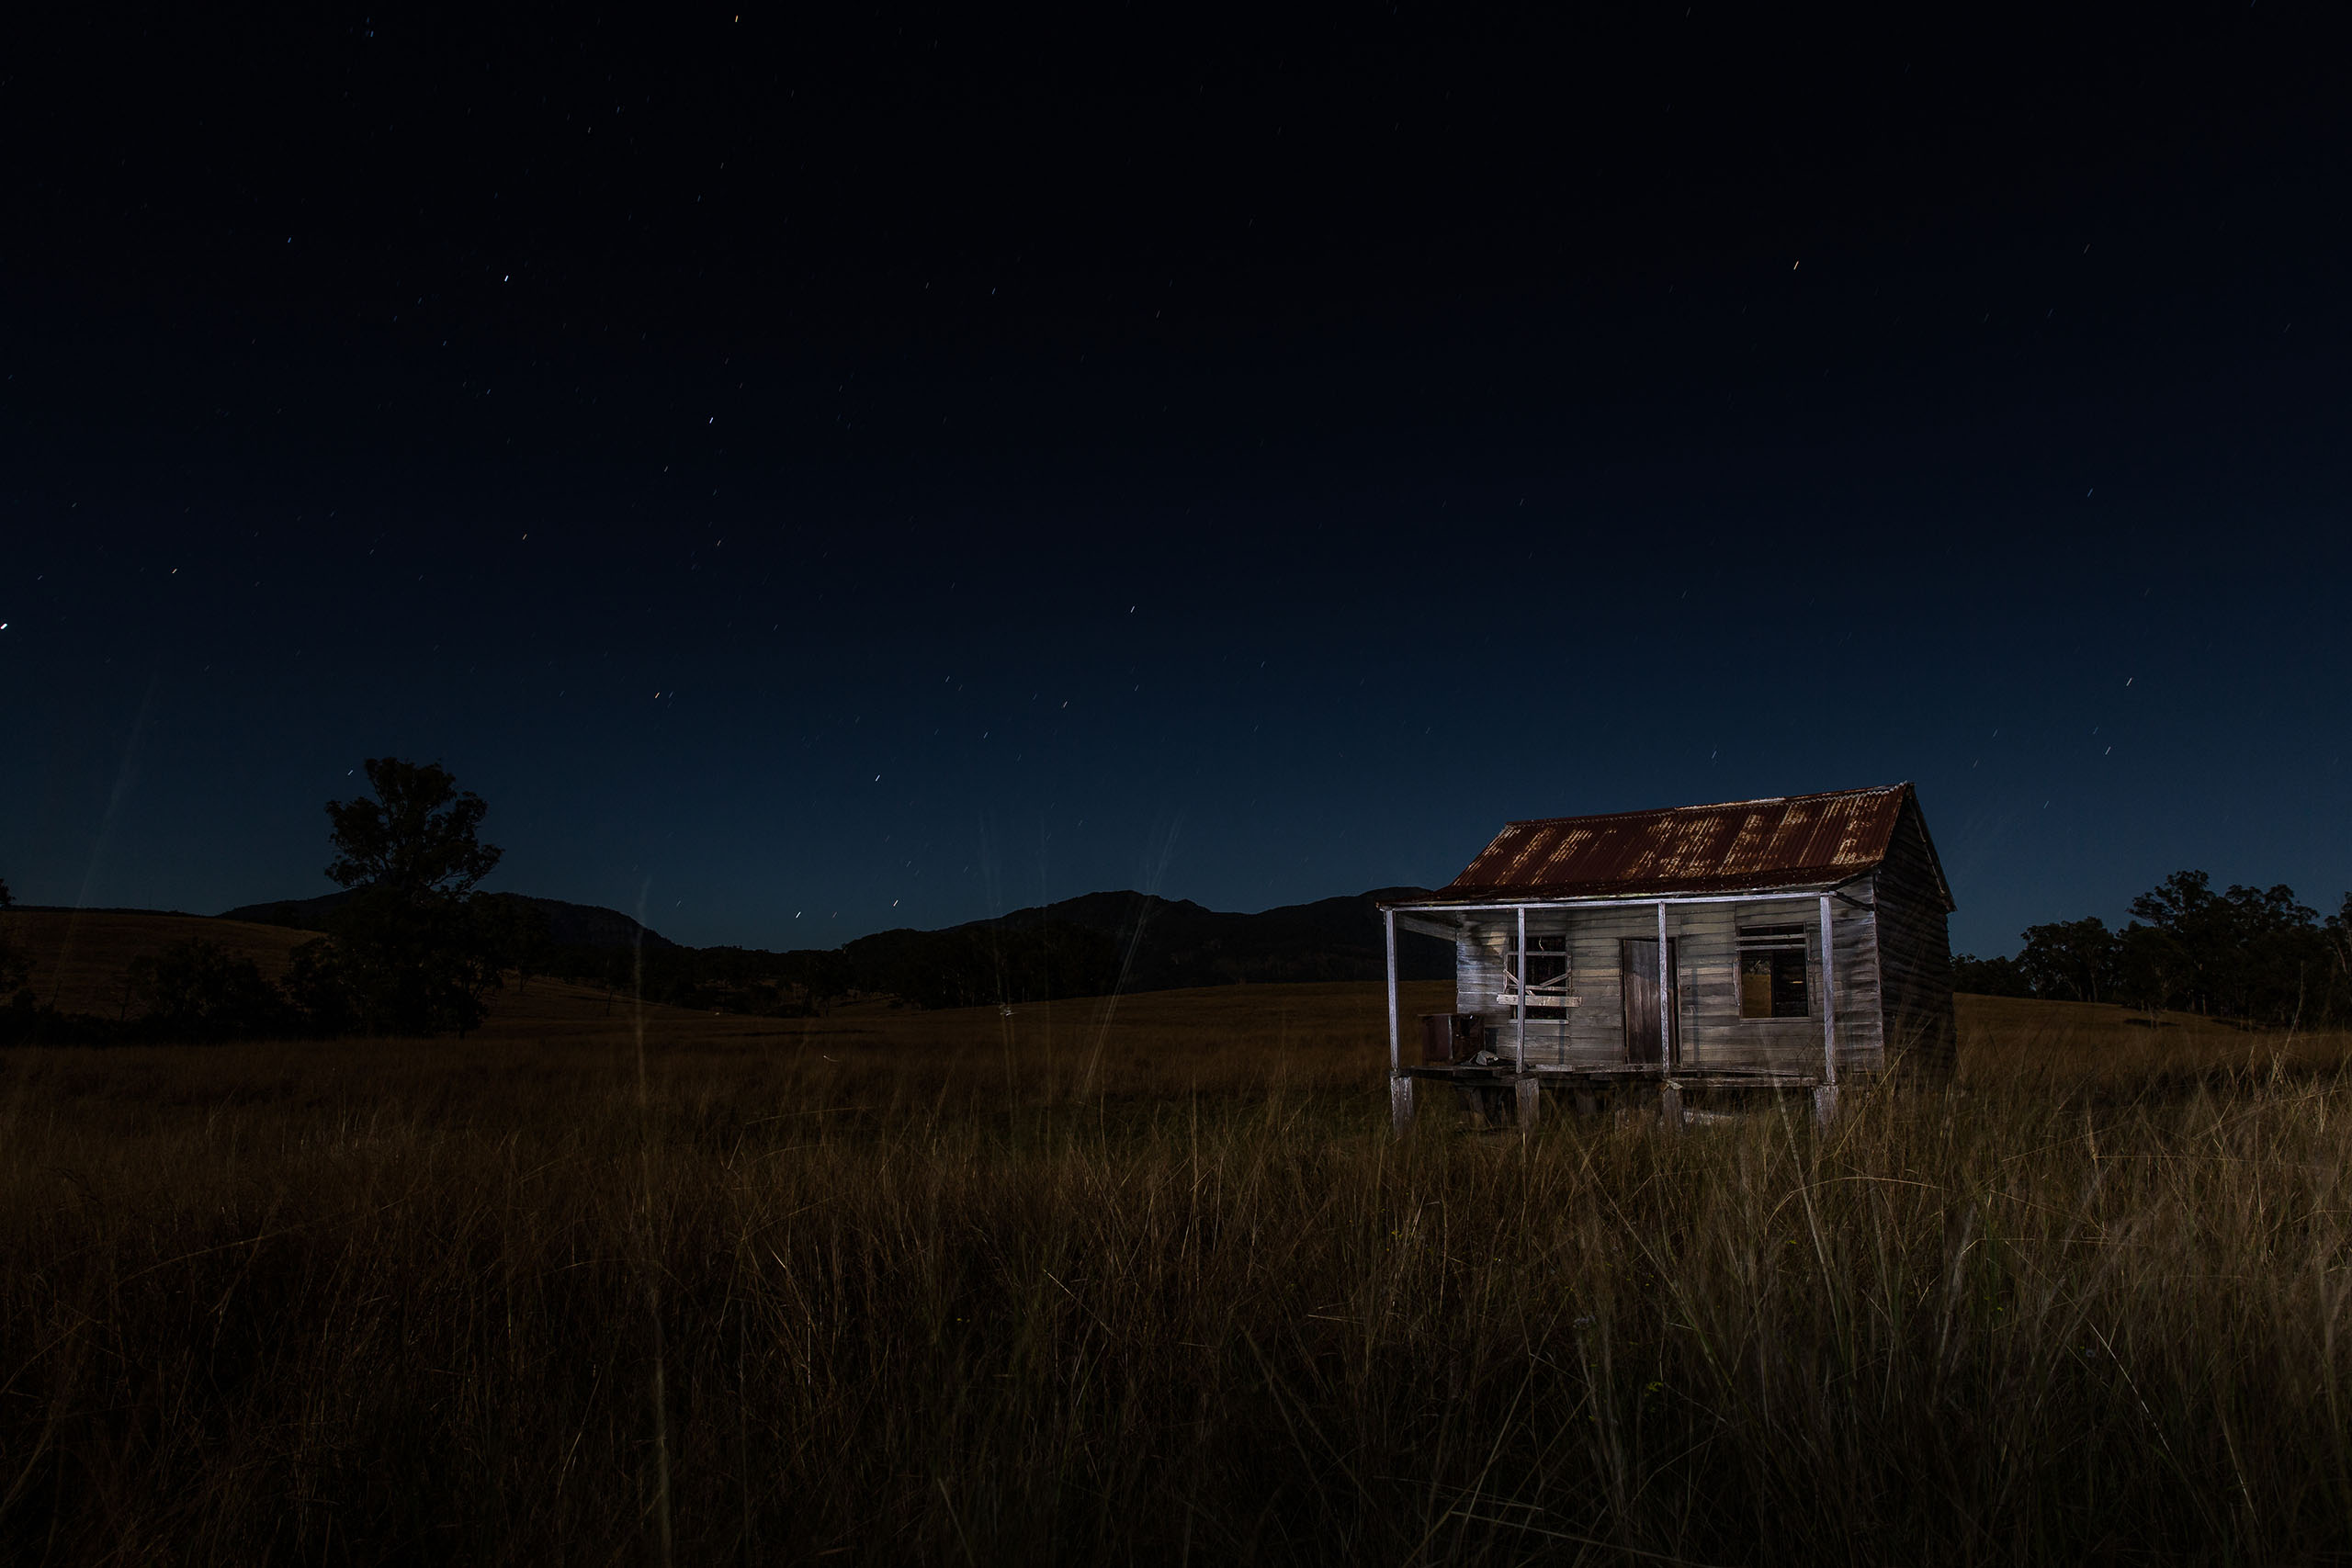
left=1380, top=784, right=1956, bottom=1130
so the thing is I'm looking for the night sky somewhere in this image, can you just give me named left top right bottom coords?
left=4, top=4, right=2346, bottom=956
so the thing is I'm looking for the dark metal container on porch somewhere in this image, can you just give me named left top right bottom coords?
left=1419, top=1013, right=1484, bottom=1065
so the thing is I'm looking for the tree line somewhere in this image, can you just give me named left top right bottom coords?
left=10, top=770, right=2346, bottom=1041
left=1954, top=870, right=2352, bottom=1026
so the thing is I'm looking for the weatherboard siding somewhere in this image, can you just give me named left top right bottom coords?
left=1449, top=892, right=1886, bottom=1077
left=1870, top=806, right=1959, bottom=1084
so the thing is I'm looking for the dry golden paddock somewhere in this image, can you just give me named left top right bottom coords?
left=4, top=911, right=2350, bottom=1565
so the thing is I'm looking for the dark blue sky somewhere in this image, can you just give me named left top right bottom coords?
left=4, top=3, right=2346, bottom=955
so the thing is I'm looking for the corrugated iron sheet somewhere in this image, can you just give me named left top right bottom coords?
left=1433, top=784, right=1917, bottom=902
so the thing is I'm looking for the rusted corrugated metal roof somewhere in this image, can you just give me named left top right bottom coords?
left=1421, top=784, right=1928, bottom=904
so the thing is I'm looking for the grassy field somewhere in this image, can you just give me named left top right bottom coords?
left=4, top=915, right=2351, bottom=1564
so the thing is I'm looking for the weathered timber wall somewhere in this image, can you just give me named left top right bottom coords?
left=1871, top=801, right=1959, bottom=1085
left=1452, top=895, right=1885, bottom=1077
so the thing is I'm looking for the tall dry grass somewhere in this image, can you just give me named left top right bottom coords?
left=4, top=986, right=2351, bottom=1564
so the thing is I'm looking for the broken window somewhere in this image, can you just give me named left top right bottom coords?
left=1502, top=933, right=1575, bottom=1008
left=1736, top=925, right=1811, bottom=1019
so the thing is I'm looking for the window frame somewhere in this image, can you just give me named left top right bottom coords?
left=1735, top=923, right=1815, bottom=1021
left=1500, top=931, right=1577, bottom=1010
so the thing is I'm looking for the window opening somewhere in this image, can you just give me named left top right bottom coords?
left=1499, top=932, right=1577, bottom=1009
left=1736, top=924, right=1810, bottom=1019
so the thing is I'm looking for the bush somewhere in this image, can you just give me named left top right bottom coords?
left=281, top=938, right=361, bottom=1035
left=122, top=939, right=292, bottom=1042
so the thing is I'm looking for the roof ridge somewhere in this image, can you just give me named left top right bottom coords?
left=1498, top=783, right=1904, bottom=831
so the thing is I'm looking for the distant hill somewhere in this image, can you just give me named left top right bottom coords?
left=219, top=892, right=676, bottom=951
left=949, top=886, right=1454, bottom=991
left=10, top=886, right=1449, bottom=1023
left=210, top=885, right=1446, bottom=1011
left=803, top=886, right=1453, bottom=1010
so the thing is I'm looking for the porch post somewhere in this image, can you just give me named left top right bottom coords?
left=1513, top=905, right=1527, bottom=1072
left=1384, top=908, right=1399, bottom=1077
left=1385, top=908, right=1413, bottom=1134
left=1657, top=901, right=1671, bottom=1068
left=1815, top=893, right=1839, bottom=1125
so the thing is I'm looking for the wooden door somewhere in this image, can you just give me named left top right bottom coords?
left=1621, top=937, right=1679, bottom=1065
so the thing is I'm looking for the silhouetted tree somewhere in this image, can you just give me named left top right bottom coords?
left=469, top=893, right=554, bottom=990
left=319, top=759, right=507, bottom=1036
left=2124, top=871, right=2329, bottom=1023
left=282, top=939, right=361, bottom=1035
left=2113, top=920, right=2189, bottom=1017
left=1951, top=952, right=2033, bottom=998
left=326, top=759, right=503, bottom=898
left=1973, top=870, right=2346, bottom=1026
left=2329, top=894, right=2352, bottom=994
left=0, top=875, right=28, bottom=1008
left=2017, top=917, right=2120, bottom=1003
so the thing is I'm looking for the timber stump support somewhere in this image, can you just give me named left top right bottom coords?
left=1513, top=1076, right=1541, bottom=1132
left=1812, top=1085, right=1841, bottom=1127
left=1659, top=1082, right=1685, bottom=1134
left=1390, top=1075, right=1418, bottom=1134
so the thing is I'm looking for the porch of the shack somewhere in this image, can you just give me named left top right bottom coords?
left=1380, top=887, right=1873, bottom=1132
